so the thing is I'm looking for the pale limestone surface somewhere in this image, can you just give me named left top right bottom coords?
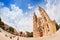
left=33, top=7, right=56, bottom=37
left=0, top=28, right=60, bottom=40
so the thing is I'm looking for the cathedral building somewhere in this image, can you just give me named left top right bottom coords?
left=33, top=7, right=56, bottom=37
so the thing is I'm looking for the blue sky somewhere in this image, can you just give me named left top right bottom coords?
left=0, top=0, right=47, bottom=12
left=0, top=0, right=60, bottom=32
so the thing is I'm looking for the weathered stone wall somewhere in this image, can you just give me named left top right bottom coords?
left=1, top=30, right=60, bottom=40
left=33, top=7, right=56, bottom=37
left=0, top=25, right=60, bottom=40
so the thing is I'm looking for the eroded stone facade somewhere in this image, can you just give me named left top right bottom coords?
left=33, top=7, right=56, bottom=37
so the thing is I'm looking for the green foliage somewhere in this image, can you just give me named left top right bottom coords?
left=26, top=32, right=33, bottom=37
left=0, top=17, right=2, bottom=25
left=59, top=24, right=60, bottom=27
left=0, top=17, right=1, bottom=22
left=7, top=27, right=14, bottom=33
left=55, top=23, right=60, bottom=31
left=0, top=28, right=1, bottom=32
left=30, top=32, right=33, bottom=37
left=0, top=17, right=4, bottom=25
left=0, top=17, right=4, bottom=29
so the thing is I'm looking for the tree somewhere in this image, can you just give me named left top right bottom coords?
left=26, top=32, right=33, bottom=37
left=0, top=17, right=4, bottom=29
left=0, top=17, right=2, bottom=25
left=55, top=23, right=60, bottom=31
left=0, top=17, right=1, bottom=23
left=7, top=27, right=14, bottom=34
left=0, top=17, right=4, bottom=25
left=30, top=32, right=33, bottom=37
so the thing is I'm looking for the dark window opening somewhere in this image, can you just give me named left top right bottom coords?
left=47, top=24, right=50, bottom=31
left=44, top=17, right=47, bottom=21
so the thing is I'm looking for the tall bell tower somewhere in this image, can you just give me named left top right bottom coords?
left=33, top=7, right=56, bottom=37
left=39, top=7, right=56, bottom=35
left=33, top=13, right=40, bottom=37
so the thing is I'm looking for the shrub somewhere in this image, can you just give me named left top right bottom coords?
left=7, top=27, right=14, bottom=33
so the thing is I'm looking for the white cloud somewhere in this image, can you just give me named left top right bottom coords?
left=28, top=4, right=33, bottom=9
left=45, top=0, right=60, bottom=24
left=0, top=2, right=4, bottom=6
left=17, top=16, right=33, bottom=32
left=0, top=4, right=23, bottom=29
left=10, top=4, right=23, bottom=19
left=0, top=4, right=33, bottom=32
left=0, top=4, right=23, bottom=20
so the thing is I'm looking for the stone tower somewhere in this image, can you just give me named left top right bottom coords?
left=33, top=13, right=40, bottom=37
left=33, top=7, right=56, bottom=37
